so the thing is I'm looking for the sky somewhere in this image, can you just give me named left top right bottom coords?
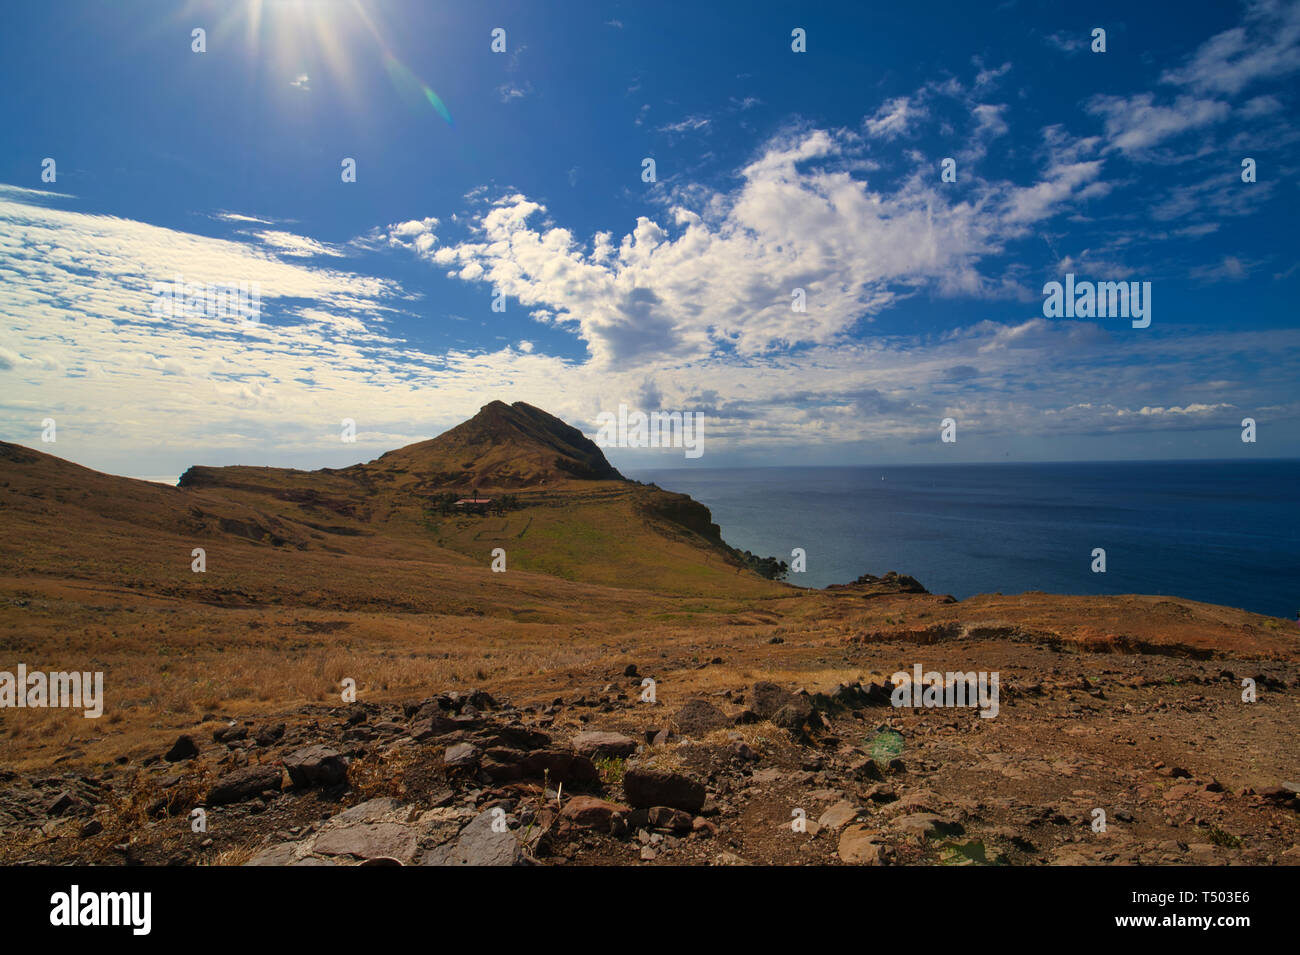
left=1, top=0, right=1298, bottom=481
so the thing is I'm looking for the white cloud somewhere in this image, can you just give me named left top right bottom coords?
left=255, top=230, right=343, bottom=258
left=1086, top=93, right=1230, bottom=158
left=863, top=96, right=924, bottom=139
left=1160, top=0, right=1300, bottom=94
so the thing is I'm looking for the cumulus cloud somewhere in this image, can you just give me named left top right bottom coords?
left=385, top=120, right=1118, bottom=367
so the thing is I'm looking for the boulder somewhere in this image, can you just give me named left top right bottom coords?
left=772, top=698, right=816, bottom=731
left=206, top=765, right=283, bottom=805
left=839, top=826, right=884, bottom=865
left=423, top=809, right=523, bottom=866
left=571, top=731, right=637, bottom=760
left=817, top=800, right=859, bottom=830
left=314, top=823, right=418, bottom=864
left=673, top=699, right=730, bottom=737
left=443, top=742, right=482, bottom=769
left=894, top=812, right=964, bottom=839
left=622, top=767, right=707, bottom=813
left=647, top=806, right=693, bottom=833
left=283, top=745, right=349, bottom=788
left=521, top=748, right=599, bottom=784
left=164, top=735, right=199, bottom=763
left=560, top=796, right=629, bottom=833
left=749, top=682, right=797, bottom=720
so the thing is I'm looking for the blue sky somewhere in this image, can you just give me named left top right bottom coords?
left=1, top=0, right=1297, bottom=480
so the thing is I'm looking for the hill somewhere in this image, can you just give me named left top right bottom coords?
left=0, top=402, right=1296, bottom=867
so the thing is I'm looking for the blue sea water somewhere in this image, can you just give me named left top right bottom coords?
left=632, top=460, right=1300, bottom=619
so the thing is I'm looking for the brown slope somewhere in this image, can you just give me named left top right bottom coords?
left=0, top=400, right=774, bottom=598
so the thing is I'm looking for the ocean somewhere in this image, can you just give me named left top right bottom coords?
left=632, top=460, right=1300, bottom=619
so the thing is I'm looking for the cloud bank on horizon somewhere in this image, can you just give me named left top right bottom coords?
left=0, top=0, right=1297, bottom=479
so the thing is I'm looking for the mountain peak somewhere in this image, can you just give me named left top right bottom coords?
left=366, top=400, right=624, bottom=489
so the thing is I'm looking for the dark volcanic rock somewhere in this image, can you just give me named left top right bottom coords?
left=673, top=699, right=730, bottom=737
left=571, top=731, right=637, bottom=760
left=206, top=765, right=283, bottom=805
left=443, top=743, right=482, bottom=769
left=213, top=724, right=249, bottom=744
left=521, top=748, right=599, bottom=784
left=622, top=767, right=707, bottom=813
left=164, top=735, right=199, bottom=763
left=647, top=806, right=693, bottom=833
left=772, top=698, right=817, bottom=731
left=749, top=682, right=798, bottom=720
left=283, top=745, right=349, bottom=788
left=255, top=723, right=286, bottom=746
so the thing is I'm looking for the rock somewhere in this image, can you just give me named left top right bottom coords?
left=647, top=806, right=693, bottom=833
left=673, top=699, right=730, bottom=736
left=890, top=791, right=939, bottom=814
left=254, top=723, right=286, bottom=746
left=622, top=767, right=707, bottom=813
left=213, top=724, right=248, bottom=744
left=443, top=742, right=482, bottom=769
left=206, top=765, right=283, bottom=805
left=692, top=816, right=717, bottom=837
left=245, top=843, right=302, bottom=866
left=729, top=741, right=759, bottom=762
left=164, top=735, right=199, bottom=763
left=283, top=745, right=349, bottom=788
left=571, top=731, right=638, bottom=760
left=849, top=758, right=885, bottom=782
left=772, top=698, right=816, bottom=731
left=894, top=812, right=964, bottom=839
left=492, top=725, right=552, bottom=750
left=521, top=748, right=599, bottom=784
left=480, top=748, right=526, bottom=782
left=314, top=823, right=418, bottom=864
left=79, top=819, right=103, bottom=838
left=818, top=800, right=859, bottom=830
left=423, top=809, right=523, bottom=867
left=838, top=825, right=884, bottom=864
left=750, top=682, right=797, bottom=720
left=624, top=664, right=639, bottom=677
left=560, top=796, right=629, bottom=833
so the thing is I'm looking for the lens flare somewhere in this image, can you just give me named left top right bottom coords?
left=382, top=51, right=453, bottom=126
